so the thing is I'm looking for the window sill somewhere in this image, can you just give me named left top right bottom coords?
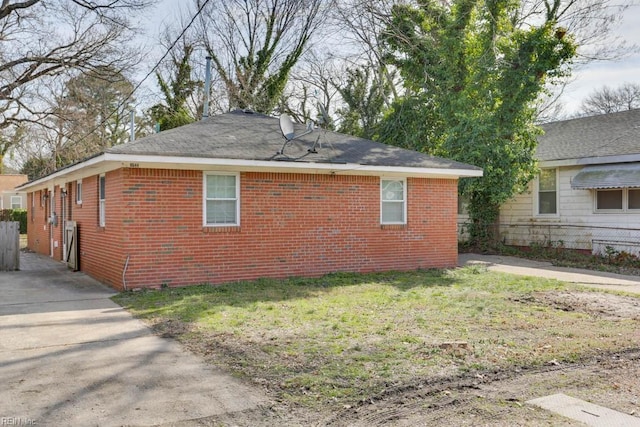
left=203, top=226, right=241, bottom=233
left=381, top=224, right=406, bottom=230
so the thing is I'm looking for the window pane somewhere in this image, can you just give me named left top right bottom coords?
left=381, top=180, right=404, bottom=201
left=206, top=200, right=237, bottom=224
left=99, top=200, right=106, bottom=226
left=76, top=182, right=82, bottom=202
left=538, top=192, right=556, bottom=214
left=99, top=176, right=105, bottom=199
left=207, top=175, right=236, bottom=198
left=382, top=202, right=404, bottom=223
left=11, top=196, right=21, bottom=209
left=539, top=169, right=556, bottom=191
left=597, top=190, right=622, bottom=210
left=629, top=189, right=640, bottom=209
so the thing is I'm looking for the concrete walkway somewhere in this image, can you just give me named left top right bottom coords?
left=0, top=252, right=267, bottom=426
left=459, top=253, right=640, bottom=295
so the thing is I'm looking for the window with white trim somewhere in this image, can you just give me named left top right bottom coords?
left=76, top=180, right=82, bottom=204
left=204, top=173, right=239, bottom=226
left=595, top=188, right=640, bottom=212
left=99, top=175, right=106, bottom=226
left=11, top=195, right=22, bottom=209
left=381, top=178, right=406, bottom=224
left=537, top=168, right=557, bottom=215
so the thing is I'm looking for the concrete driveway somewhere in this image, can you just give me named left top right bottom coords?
left=459, top=253, right=640, bottom=295
left=0, top=252, right=267, bottom=426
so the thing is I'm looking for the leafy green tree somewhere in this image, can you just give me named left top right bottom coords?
left=150, top=44, right=200, bottom=131
left=336, top=66, right=394, bottom=139
left=380, top=0, right=576, bottom=247
left=61, top=66, right=136, bottom=151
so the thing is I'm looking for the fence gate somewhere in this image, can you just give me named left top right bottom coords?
left=0, top=221, right=20, bottom=271
left=65, top=221, right=78, bottom=271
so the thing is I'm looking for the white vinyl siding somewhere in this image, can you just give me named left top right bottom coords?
left=381, top=178, right=406, bottom=225
left=204, top=172, right=239, bottom=226
left=496, top=165, right=640, bottom=254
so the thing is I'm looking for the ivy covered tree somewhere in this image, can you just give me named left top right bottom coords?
left=336, top=66, right=394, bottom=139
left=150, top=44, right=200, bottom=131
left=380, top=0, right=576, bottom=247
left=195, top=0, right=329, bottom=114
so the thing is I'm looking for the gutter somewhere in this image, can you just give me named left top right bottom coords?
left=17, top=153, right=483, bottom=192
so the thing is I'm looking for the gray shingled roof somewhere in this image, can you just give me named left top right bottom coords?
left=108, top=110, right=480, bottom=171
left=537, top=109, right=640, bottom=161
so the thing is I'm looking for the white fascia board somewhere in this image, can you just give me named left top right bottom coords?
left=107, top=153, right=483, bottom=178
left=540, top=153, right=640, bottom=168
left=16, top=154, right=116, bottom=192
left=17, top=153, right=483, bottom=193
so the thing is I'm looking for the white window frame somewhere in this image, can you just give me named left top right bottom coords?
left=534, top=168, right=559, bottom=217
left=380, top=177, right=407, bottom=225
left=76, top=180, right=83, bottom=204
left=10, top=195, right=22, bottom=209
left=203, top=172, right=240, bottom=227
left=594, top=188, right=640, bottom=213
left=99, top=174, right=106, bottom=227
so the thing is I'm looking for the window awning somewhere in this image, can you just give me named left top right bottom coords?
left=571, top=163, right=640, bottom=189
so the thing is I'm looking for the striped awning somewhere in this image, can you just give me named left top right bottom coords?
left=571, top=163, right=640, bottom=189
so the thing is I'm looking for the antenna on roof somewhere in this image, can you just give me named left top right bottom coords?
left=308, top=102, right=330, bottom=154
left=277, top=113, right=314, bottom=155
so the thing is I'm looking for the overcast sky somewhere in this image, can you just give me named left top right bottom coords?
left=144, top=1, right=640, bottom=118
left=560, top=4, right=640, bottom=114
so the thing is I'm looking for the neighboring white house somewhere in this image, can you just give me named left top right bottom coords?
left=462, top=109, right=640, bottom=255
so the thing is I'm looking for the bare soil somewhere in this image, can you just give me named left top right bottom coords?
left=154, top=291, right=640, bottom=426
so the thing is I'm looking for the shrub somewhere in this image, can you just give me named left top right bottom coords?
left=0, top=209, right=27, bottom=233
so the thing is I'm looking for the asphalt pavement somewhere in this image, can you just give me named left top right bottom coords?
left=0, top=252, right=267, bottom=426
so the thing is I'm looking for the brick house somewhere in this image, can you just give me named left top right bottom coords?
left=18, top=110, right=482, bottom=290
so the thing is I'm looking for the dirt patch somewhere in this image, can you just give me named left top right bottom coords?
left=162, top=350, right=640, bottom=426
left=530, top=290, right=640, bottom=320
left=318, top=350, right=640, bottom=426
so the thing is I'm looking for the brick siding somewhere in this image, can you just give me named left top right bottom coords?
left=28, top=168, right=459, bottom=290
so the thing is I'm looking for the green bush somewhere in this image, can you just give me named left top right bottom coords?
left=0, top=209, right=27, bottom=233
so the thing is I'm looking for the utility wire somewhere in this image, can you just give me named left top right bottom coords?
left=73, top=0, right=212, bottom=147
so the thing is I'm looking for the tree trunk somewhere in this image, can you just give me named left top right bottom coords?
left=467, top=193, right=500, bottom=251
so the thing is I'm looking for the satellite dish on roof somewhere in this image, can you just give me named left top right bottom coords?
left=279, top=114, right=295, bottom=141
left=277, top=113, right=314, bottom=155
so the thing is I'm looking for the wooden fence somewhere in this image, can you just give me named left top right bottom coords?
left=0, top=221, right=20, bottom=271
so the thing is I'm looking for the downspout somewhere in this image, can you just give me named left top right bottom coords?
left=122, top=254, right=130, bottom=291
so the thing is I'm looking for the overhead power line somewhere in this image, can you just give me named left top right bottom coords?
left=73, top=0, right=212, bottom=147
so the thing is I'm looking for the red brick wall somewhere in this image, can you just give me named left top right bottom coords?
left=116, top=169, right=458, bottom=289
left=27, top=190, right=50, bottom=255
left=29, top=168, right=459, bottom=290
left=74, top=171, right=128, bottom=288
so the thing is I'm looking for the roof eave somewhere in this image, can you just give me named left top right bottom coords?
left=17, top=153, right=482, bottom=191
left=540, top=153, right=640, bottom=168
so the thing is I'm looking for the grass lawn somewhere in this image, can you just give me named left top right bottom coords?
left=113, top=266, right=640, bottom=408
